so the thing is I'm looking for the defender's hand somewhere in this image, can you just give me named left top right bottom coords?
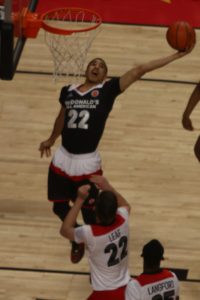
left=39, top=139, right=54, bottom=157
left=77, top=185, right=91, bottom=201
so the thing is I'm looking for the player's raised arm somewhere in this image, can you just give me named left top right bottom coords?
left=182, top=82, right=200, bottom=130
left=119, top=50, right=192, bottom=92
left=39, top=106, right=66, bottom=157
left=60, top=185, right=90, bottom=240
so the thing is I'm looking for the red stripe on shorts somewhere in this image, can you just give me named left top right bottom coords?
left=50, top=163, right=103, bottom=181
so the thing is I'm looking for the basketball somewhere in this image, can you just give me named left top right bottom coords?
left=166, top=21, right=196, bottom=51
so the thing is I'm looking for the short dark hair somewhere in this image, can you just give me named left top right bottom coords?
left=141, top=239, right=164, bottom=265
left=95, top=191, right=117, bottom=226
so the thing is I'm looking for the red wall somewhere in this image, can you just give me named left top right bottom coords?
left=36, top=0, right=200, bottom=27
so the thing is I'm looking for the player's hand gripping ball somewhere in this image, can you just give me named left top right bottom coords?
left=166, top=21, right=196, bottom=51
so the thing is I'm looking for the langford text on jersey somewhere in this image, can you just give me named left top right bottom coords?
left=148, top=280, right=175, bottom=295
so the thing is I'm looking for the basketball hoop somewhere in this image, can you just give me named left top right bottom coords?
left=12, top=6, right=102, bottom=81
left=41, top=7, right=102, bottom=80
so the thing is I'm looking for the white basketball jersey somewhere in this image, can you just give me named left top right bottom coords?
left=125, top=269, right=179, bottom=300
left=74, top=207, right=131, bottom=291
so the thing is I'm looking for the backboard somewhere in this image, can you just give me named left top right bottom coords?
left=0, top=0, right=39, bottom=80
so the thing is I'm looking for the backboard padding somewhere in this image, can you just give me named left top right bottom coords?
left=0, top=0, right=39, bottom=80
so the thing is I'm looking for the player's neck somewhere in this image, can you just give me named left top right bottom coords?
left=77, top=82, right=96, bottom=92
left=144, top=268, right=162, bottom=274
left=143, top=266, right=161, bottom=274
left=80, top=78, right=104, bottom=91
left=79, top=82, right=95, bottom=91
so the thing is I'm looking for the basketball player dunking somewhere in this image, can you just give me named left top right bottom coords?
left=39, top=47, right=193, bottom=263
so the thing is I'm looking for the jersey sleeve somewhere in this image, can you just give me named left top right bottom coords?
left=125, top=279, right=140, bottom=300
left=172, top=272, right=180, bottom=298
left=103, top=77, right=122, bottom=110
left=74, top=225, right=90, bottom=244
left=117, top=207, right=129, bottom=220
left=59, top=85, right=70, bottom=106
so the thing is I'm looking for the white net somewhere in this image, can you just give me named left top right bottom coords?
left=42, top=8, right=101, bottom=81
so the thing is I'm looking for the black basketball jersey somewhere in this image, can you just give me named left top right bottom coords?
left=59, top=78, right=121, bottom=154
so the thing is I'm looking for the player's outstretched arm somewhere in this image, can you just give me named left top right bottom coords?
left=182, top=82, right=200, bottom=130
left=90, top=175, right=131, bottom=213
left=119, top=48, right=193, bottom=92
left=39, top=106, right=65, bottom=157
left=60, top=185, right=90, bottom=240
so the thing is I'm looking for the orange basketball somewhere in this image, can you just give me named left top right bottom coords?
left=166, top=21, right=196, bottom=51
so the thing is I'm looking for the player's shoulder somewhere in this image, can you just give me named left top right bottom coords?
left=103, top=77, right=119, bottom=86
left=75, top=224, right=93, bottom=241
left=117, top=206, right=130, bottom=219
left=168, top=270, right=179, bottom=281
left=89, top=209, right=128, bottom=237
left=61, top=84, right=71, bottom=91
left=135, top=269, right=176, bottom=287
left=162, top=268, right=178, bottom=280
left=126, top=278, right=141, bottom=298
left=59, top=85, right=71, bottom=98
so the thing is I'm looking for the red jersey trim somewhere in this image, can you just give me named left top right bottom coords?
left=136, top=269, right=174, bottom=286
left=50, top=163, right=102, bottom=181
left=91, top=214, right=125, bottom=236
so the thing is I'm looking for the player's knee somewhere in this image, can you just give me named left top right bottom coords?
left=53, top=202, right=70, bottom=221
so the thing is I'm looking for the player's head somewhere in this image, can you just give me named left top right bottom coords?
left=85, top=58, right=108, bottom=84
left=141, top=239, right=164, bottom=268
left=95, top=190, right=117, bottom=226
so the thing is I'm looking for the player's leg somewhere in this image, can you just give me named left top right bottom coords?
left=49, top=146, right=102, bottom=262
left=48, top=165, right=84, bottom=263
left=66, top=180, right=99, bottom=263
left=53, top=201, right=85, bottom=264
left=53, top=201, right=71, bottom=221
